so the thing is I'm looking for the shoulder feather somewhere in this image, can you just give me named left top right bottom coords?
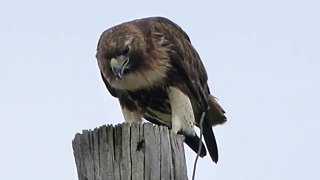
left=150, top=17, right=210, bottom=110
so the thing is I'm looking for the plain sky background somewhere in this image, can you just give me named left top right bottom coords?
left=1, top=0, right=319, bottom=179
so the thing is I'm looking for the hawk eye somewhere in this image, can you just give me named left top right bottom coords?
left=122, top=45, right=129, bottom=55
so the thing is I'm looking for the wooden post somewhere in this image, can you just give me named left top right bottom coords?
left=72, top=123, right=188, bottom=180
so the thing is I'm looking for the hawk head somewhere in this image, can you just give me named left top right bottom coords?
left=96, top=22, right=171, bottom=90
left=96, top=24, right=146, bottom=78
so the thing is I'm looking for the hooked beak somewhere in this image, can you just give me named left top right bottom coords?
left=110, top=57, right=129, bottom=79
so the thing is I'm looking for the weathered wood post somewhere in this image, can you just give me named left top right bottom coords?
left=72, top=123, right=188, bottom=180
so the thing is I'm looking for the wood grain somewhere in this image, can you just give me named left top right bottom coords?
left=72, top=123, right=188, bottom=180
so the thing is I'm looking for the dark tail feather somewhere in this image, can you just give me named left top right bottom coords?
left=145, top=115, right=207, bottom=157
left=183, top=133, right=207, bottom=157
left=203, top=116, right=219, bottom=163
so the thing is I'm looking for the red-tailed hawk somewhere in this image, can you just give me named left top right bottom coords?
left=96, top=17, right=226, bottom=163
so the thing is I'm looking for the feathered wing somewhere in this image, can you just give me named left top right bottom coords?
left=152, top=17, right=226, bottom=163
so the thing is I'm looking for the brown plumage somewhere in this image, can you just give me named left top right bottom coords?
left=96, top=17, right=226, bottom=163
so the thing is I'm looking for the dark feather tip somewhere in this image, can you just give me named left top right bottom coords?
left=179, top=131, right=207, bottom=157
left=203, top=117, right=219, bottom=163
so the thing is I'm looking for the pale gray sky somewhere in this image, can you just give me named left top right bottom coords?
left=1, top=0, right=319, bottom=179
